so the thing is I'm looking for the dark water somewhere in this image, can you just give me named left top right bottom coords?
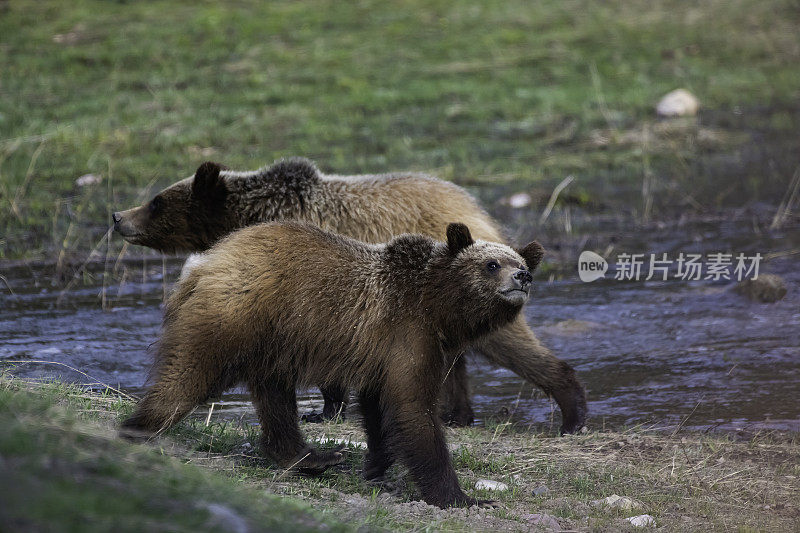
left=1, top=220, right=799, bottom=433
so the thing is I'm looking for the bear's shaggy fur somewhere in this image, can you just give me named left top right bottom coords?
left=121, top=222, right=543, bottom=508
left=114, top=159, right=586, bottom=432
left=113, top=158, right=503, bottom=256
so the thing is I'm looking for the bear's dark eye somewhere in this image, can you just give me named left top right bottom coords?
left=148, top=196, right=162, bottom=214
left=486, top=261, right=500, bottom=272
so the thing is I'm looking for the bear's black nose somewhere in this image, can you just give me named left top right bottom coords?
left=112, top=212, right=121, bottom=225
left=514, top=269, right=533, bottom=285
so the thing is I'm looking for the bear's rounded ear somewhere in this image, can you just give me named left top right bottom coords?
left=517, top=241, right=545, bottom=272
left=192, top=161, right=227, bottom=203
left=446, top=223, right=474, bottom=255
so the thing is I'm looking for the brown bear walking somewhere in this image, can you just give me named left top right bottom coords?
left=114, top=159, right=586, bottom=432
left=121, top=222, right=544, bottom=508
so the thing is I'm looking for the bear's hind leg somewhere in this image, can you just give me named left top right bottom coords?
left=121, top=364, right=230, bottom=441
left=301, top=384, right=348, bottom=423
left=249, top=378, right=344, bottom=475
left=321, top=384, right=348, bottom=421
left=358, top=389, right=394, bottom=480
left=439, top=354, right=475, bottom=427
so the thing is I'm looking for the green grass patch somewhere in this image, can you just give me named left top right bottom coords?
left=3, top=375, right=798, bottom=531
left=1, top=0, right=798, bottom=259
left=0, top=376, right=348, bottom=532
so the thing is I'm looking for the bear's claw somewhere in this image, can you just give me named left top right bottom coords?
left=294, top=444, right=346, bottom=475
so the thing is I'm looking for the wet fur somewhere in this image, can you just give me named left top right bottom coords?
left=115, top=159, right=586, bottom=432
left=122, top=222, right=541, bottom=507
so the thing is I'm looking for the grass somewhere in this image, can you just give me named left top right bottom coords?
left=1, top=0, right=799, bottom=260
left=0, top=376, right=349, bottom=532
left=2, top=375, right=798, bottom=531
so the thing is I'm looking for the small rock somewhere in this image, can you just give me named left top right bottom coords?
left=235, top=442, right=253, bottom=454
left=592, top=494, right=642, bottom=511
left=202, top=503, right=249, bottom=533
left=507, top=192, right=532, bottom=209
left=626, top=514, right=656, bottom=527
left=656, top=89, right=699, bottom=117
left=75, top=173, right=102, bottom=187
left=522, top=513, right=562, bottom=531
left=733, top=273, right=787, bottom=303
left=532, top=485, right=550, bottom=496
left=475, top=479, right=509, bottom=491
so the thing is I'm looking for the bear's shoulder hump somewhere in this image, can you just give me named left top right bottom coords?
left=261, top=157, right=320, bottom=187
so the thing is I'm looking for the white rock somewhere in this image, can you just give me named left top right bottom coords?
left=592, top=494, right=642, bottom=510
left=656, top=89, right=699, bottom=117
left=75, top=173, right=102, bottom=187
left=475, top=479, right=509, bottom=491
left=202, top=503, right=249, bottom=533
left=507, top=192, right=532, bottom=209
left=627, top=514, right=656, bottom=527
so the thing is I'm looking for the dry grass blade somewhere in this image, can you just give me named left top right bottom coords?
left=539, top=175, right=575, bottom=224
left=671, top=395, right=704, bottom=437
left=273, top=452, right=311, bottom=483
left=10, top=140, right=46, bottom=222
left=205, top=402, right=216, bottom=427
left=102, top=159, right=114, bottom=311
left=0, top=273, right=14, bottom=295
left=770, top=166, right=800, bottom=230
left=55, top=226, right=114, bottom=307
left=1, top=359, right=139, bottom=401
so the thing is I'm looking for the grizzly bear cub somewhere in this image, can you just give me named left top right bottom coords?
left=113, top=159, right=586, bottom=433
left=121, top=222, right=544, bottom=508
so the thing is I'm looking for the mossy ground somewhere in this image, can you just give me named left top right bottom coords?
left=0, top=376, right=349, bottom=532
left=2, top=376, right=797, bottom=531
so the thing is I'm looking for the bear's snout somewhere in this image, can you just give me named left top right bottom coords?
left=513, top=268, right=533, bottom=290
left=111, top=208, right=141, bottom=238
left=111, top=211, right=128, bottom=235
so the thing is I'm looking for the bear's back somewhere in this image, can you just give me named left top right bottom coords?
left=175, top=222, right=407, bottom=331
left=168, top=221, right=431, bottom=386
left=226, top=159, right=505, bottom=247
left=307, top=171, right=505, bottom=246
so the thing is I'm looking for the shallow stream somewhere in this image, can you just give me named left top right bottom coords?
left=2, top=217, right=798, bottom=433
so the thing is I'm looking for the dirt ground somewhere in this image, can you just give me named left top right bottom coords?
left=186, top=417, right=800, bottom=531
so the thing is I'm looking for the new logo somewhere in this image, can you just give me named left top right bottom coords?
left=578, top=250, right=608, bottom=282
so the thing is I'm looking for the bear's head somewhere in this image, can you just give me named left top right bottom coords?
left=113, top=162, right=235, bottom=253
left=427, top=223, right=544, bottom=344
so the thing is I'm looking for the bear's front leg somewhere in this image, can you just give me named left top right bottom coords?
left=248, top=378, right=344, bottom=474
left=474, top=315, right=587, bottom=434
left=380, top=373, right=493, bottom=508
